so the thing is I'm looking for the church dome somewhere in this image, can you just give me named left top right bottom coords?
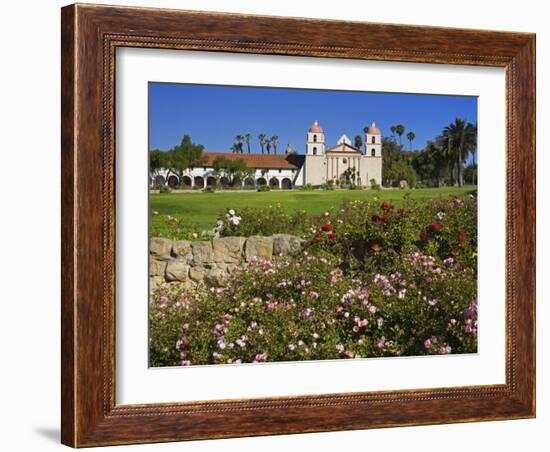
left=309, top=120, right=324, bottom=133
left=366, top=121, right=381, bottom=135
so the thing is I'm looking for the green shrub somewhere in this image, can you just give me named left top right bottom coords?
left=321, top=181, right=335, bottom=191
left=257, top=185, right=270, bottom=192
left=370, top=178, right=381, bottom=190
left=301, top=183, right=314, bottom=191
left=159, top=185, right=172, bottom=194
left=306, top=195, right=477, bottom=273
left=203, top=187, right=216, bottom=193
left=220, top=204, right=310, bottom=238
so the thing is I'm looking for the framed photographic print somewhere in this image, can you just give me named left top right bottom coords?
left=61, top=3, right=536, bottom=447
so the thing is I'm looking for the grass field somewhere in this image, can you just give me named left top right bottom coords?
left=150, top=186, right=476, bottom=238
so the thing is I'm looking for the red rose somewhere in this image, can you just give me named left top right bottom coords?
left=383, top=214, right=390, bottom=221
left=372, top=214, right=383, bottom=224
left=396, top=208, right=404, bottom=215
left=321, top=223, right=333, bottom=232
left=419, top=231, right=427, bottom=241
left=381, top=201, right=392, bottom=211
left=328, top=233, right=337, bottom=239
left=430, top=223, right=442, bottom=232
left=370, top=243, right=381, bottom=253
left=458, top=233, right=468, bottom=242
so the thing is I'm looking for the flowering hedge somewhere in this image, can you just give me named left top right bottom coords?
left=150, top=194, right=477, bottom=366
left=150, top=193, right=477, bottom=367
left=305, top=194, right=477, bottom=274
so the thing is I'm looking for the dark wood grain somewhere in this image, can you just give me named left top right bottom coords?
left=61, top=3, right=536, bottom=447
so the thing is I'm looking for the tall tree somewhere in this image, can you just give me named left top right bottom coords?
left=245, top=133, right=251, bottom=154
left=149, top=149, right=167, bottom=177
left=167, top=135, right=206, bottom=183
left=354, top=135, right=363, bottom=149
left=468, top=123, right=478, bottom=184
left=424, top=139, right=448, bottom=187
left=390, top=125, right=397, bottom=142
left=406, top=131, right=415, bottom=150
left=265, top=138, right=272, bottom=155
left=442, top=118, right=477, bottom=187
left=395, top=124, right=405, bottom=145
left=235, top=134, right=244, bottom=154
left=270, top=135, right=279, bottom=154
left=258, top=133, right=266, bottom=154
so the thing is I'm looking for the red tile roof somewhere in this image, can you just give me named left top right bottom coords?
left=204, top=152, right=304, bottom=170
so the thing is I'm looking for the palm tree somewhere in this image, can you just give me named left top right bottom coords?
left=468, top=123, right=478, bottom=184
left=270, top=135, right=279, bottom=154
left=266, top=139, right=272, bottom=155
left=390, top=125, right=397, bottom=142
left=230, top=143, right=239, bottom=154
left=395, top=125, right=405, bottom=146
left=235, top=134, right=244, bottom=154
left=442, top=118, right=477, bottom=187
left=354, top=135, right=363, bottom=149
left=406, top=131, right=415, bottom=150
left=425, top=140, right=447, bottom=187
left=245, top=133, right=251, bottom=154
left=258, top=133, right=266, bottom=154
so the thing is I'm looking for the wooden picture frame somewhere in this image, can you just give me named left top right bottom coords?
left=61, top=3, right=536, bottom=447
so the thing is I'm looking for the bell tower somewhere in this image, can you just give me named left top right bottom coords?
left=365, top=121, right=382, bottom=157
left=306, top=120, right=325, bottom=156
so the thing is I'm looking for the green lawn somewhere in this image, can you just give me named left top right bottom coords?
left=150, top=186, right=476, bottom=237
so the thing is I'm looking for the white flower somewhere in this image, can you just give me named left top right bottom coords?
left=228, top=209, right=236, bottom=216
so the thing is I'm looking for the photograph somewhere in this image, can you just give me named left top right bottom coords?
left=148, top=83, right=479, bottom=367
left=51, top=1, right=537, bottom=447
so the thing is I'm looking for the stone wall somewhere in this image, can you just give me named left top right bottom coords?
left=150, top=234, right=304, bottom=290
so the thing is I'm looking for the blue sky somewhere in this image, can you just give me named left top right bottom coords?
left=149, top=82, right=477, bottom=155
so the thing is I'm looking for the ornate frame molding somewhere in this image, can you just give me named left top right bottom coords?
left=62, top=4, right=535, bottom=446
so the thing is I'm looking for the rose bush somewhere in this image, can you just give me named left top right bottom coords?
left=150, top=245, right=477, bottom=366
left=150, top=193, right=477, bottom=366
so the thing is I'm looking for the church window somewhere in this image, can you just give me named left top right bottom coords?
left=371, top=136, right=376, bottom=144
left=371, top=149, right=376, bottom=156
left=313, top=147, right=317, bottom=155
left=313, top=135, right=317, bottom=142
